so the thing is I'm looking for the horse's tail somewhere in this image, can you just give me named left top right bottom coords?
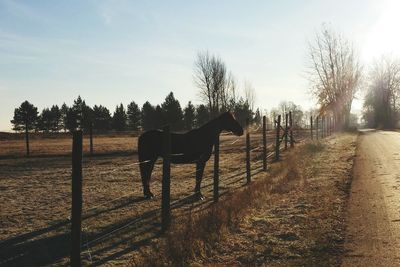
left=137, top=131, right=158, bottom=198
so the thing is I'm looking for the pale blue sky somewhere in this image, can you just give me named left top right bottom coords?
left=1, top=0, right=399, bottom=131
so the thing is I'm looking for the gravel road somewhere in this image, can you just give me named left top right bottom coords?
left=343, top=130, right=400, bottom=266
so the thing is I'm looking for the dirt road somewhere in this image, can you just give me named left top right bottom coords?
left=343, top=130, right=400, bottom=266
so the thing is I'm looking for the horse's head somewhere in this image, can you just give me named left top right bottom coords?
left=219, top=112, right=244, bottom=136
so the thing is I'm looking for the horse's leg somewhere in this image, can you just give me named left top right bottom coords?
left=194, top=161, right=206, bottom=200
left=139, top=158, right=156, bottom=199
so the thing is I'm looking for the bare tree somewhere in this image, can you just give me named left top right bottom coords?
left=243, top=80, right=256, bottom=112
left=363, top=56, right=400, bottom=128
left=222, top=72, right=238, bottom=111
left=194, top=51, right=236, bottom=117
left=307, top=25, right=362, bottom=129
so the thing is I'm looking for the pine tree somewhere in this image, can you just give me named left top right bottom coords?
left=50, top=105, right=62, bottom=132
left=60, top=103, right=69, bottom=132
left=38, top=108, right=53, bottom=132
left=11, top=101, right=39, bottom=132
left=161, top=92, right=183, bottom=131
left=253, top=108, right=261, bottom=125
left=155, top=105, right=166, bottom=129
left=72, top=95, right=84, bottom=128
left=65, top=108, right=79, bottom=132
left=141, top=101, right=156, bottom=131
left=92, top=105, right=111, bottom=132
left=183, top=101, right=196, bottom=130
left=112, top=103, right=127, bottom=131
left=127, top=101, right=141, bottom=131
left=233, top=98, right=253, bottom=127
left=195, top=104, right=210, bottom=127
left=11, top=101, right=39, bottom=156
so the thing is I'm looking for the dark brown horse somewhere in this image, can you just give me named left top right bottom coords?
left=138, top=112, right=244, bottom=199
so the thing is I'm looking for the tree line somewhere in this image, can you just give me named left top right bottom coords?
left=11, top=92, right=261, bottom=134
left=362, top=56, right=400, bottom=128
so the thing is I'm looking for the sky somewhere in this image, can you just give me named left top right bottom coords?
left=1, top=0, right=400, bottom=131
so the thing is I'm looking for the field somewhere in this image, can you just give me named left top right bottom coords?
left=0, top=132, right=139, bottom=158
left=0, top=128, right=356, bottom=266
left=2, top=127, right=307, bottom=266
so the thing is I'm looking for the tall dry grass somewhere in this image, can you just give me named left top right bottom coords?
left=134, top=142, right=323, bottom=266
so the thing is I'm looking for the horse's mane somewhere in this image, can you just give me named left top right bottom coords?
left=197, top=112, right=233, bottom=130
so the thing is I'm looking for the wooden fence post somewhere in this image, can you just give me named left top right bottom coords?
left=213, top=134, right=219, bottom=202
left=316, top=116, right=319, bottom=140
left=275, top=115, right=281, bottom=161
left=284, top=113, right=288, bottom=150
left=262, top=116, right=267, bottom=171
left=289, top=111, right=294, bottom=148
left=71, top=130, right=83, bottom=267
left=161, top=125, right=171, bottom=232
left=89, top=123, right=93, bottom=155
left=246, top=118, right=251, bottom=184
left=310, top=115, right=313, bottom=140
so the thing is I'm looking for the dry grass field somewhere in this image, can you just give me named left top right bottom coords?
left=0, top=128, right=335, bottom=266
left=0, top=133, right=139, bottom=158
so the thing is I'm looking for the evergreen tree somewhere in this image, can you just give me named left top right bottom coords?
left=11, top=101, right=39, bottom=156
left=92, top=105, right=111, bottom=132
left=38, top=108, right=53, bottom=132
left=65, top=108, right=79, bottom=132
left=11, top=101, right=39, bottom=132
left=127, top=101, right=141, bottom=131
left=81, top=105, right=94, bottom=132
left=183, top=101, right=196, bottom=130
left=195, top=104, right=210, bottom=127
left=50, top=105, right=62, bottom=132
left=155, top=105, right=166, bottom=129
left=253, top=108, right=262, bottom=125
left=60, top=103, right=69, bottom=132
left=112, top=103, right=127, bottom=131
left=141, top=101, right=156, bottom=131
left=161, top=92, right=183, bottom=131
left=233, top=98, right=253, bottom=127
left=72, top=95, right=85, bottom=128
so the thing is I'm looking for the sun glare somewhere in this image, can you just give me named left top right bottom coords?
left=363, top=0, right=400, bottom=60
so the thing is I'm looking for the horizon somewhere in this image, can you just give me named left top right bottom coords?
left=2, top=0, right=400, bottom=131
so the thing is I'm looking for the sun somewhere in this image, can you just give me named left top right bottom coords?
left=362, top=0, right=400, bottom=60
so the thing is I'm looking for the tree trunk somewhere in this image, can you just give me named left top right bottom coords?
left=25, top=123, right=30, bottom=157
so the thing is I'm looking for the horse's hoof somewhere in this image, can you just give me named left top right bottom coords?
left=144, top=192, right=154, bottom=199
left=195, top=193, right=205, bottom=201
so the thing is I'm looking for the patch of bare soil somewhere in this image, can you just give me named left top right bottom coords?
left=187, top=133, right=357, bottom=266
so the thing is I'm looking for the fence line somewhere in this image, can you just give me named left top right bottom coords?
left=70, top=110, right=337, bottom=263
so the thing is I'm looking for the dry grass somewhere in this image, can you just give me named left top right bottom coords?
left=133, top=133, right=358, bottom=266
left=134, top=145, right=307, bottom=266
left=0, top=129, right=314, bottom=266
left=0, top=129, right=311, bottom=158
left=0, top=135, right=138, bottom=158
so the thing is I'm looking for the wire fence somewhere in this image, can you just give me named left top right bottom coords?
left=69, top=113, right=335, bottom=265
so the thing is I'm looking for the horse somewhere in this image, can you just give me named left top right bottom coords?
left=138, top=111, right=244, bottom=200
